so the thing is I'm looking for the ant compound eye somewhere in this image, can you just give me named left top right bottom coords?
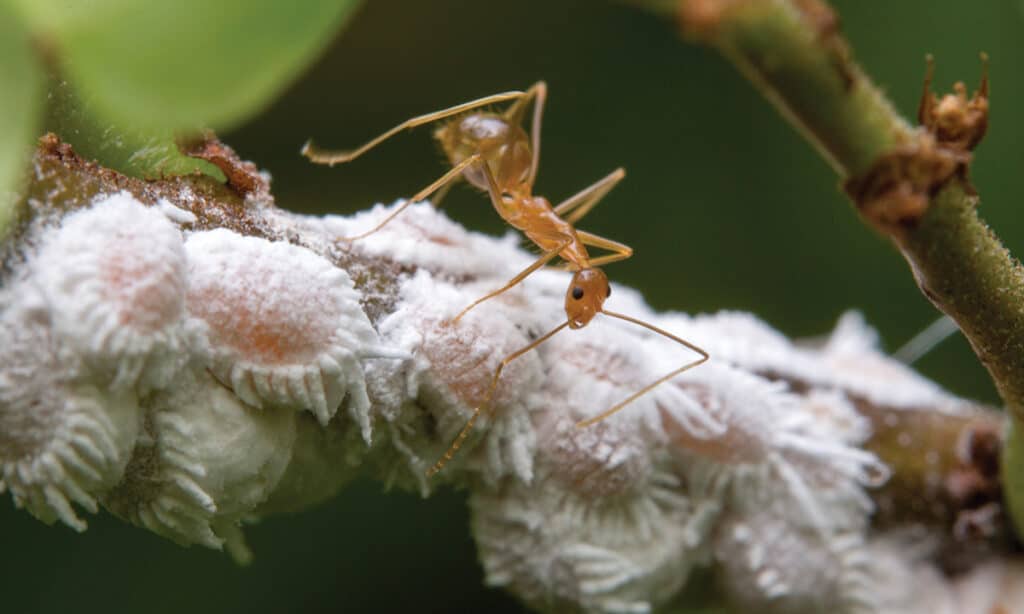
left=572, top=287, right=584, bottom=300
left=606, top=286, right=611, bottom=298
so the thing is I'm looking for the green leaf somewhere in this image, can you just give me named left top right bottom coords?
left=0, top=4, right=43, bottom=238
left=42, top=78, right=225, bottom=180
left=11, top=0, right=359, bottom=133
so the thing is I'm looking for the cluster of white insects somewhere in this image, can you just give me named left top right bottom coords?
left=0, top=86, right=1014, bottom=612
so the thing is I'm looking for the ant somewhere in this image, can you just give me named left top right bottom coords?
left=303, top=82, right=709, bottom=477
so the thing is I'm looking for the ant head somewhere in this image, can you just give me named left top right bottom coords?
left=566, top=268, right=610, bottom=329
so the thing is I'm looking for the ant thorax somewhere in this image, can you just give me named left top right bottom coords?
left=513, top=197, right=576, bottom=241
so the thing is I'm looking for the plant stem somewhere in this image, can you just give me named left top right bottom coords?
left=685, top=0, right=914, bottom=176
left=904, top=183, right=1024, bottom=412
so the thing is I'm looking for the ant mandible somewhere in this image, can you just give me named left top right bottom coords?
left=302, top=82, right=709, bottom=477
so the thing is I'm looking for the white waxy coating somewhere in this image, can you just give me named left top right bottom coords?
left=376, top=272, right=546, bottom=485
left=184, top=229, right=390, bottom=440
left=472, top=454, right=704, bottom=614
left=666, top=310, right=966, bottom=412
left=103, top=367, right=295, bottom=561
left=317, top=201, right=529, bottom=279
left=30, top=191, right=189, bottom=391
left=713, top=506, right=877, bottom=613
left=0, top=290, right=139, bottom=531
left=662, top=363, right=888, bottom=536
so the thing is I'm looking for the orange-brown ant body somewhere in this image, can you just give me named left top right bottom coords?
left=303, top=82, right=709, bottom=476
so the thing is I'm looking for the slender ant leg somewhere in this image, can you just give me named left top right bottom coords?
left=302, top=91, right=529, bottom=165
left=577, top=231, right=633, bottom=267
left=503, top=82, right=547, bottom=186
left=553, top=167, right=625, bottom=224
left=339, top=154, right=481, bottom=242
left=451, top=240, right=571, bottom=324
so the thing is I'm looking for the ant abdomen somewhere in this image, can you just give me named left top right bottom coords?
left=435, top=113, right=532, bottom=193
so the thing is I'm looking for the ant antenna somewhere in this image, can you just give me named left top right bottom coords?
left=426, top=310, right=709, bottom=476
left=575, top=310, right=709, bottom=428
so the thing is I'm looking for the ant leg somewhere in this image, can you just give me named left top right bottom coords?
left=452, top=238, right=572, bottom=324
left=553, top=168, right=625, bottom=224
left=576, top=310, right=709, bottom=428
left=302, top=90, right=529, bottom=166
left=339, top=154, right=481, bottom=242
left=426, top=320, right=570, bottom=477
left=577, top=230, right=633, bottom=267
left=503, top=81, right=547, bottom=185
left=430, top=176, right=457, bottom=208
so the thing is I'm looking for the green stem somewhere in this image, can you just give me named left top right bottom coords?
left=706, top=0, right=914, bottom=176
left=905, top=183, right=1024, bottom=415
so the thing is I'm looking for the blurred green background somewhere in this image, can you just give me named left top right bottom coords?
left=2, top=0, right=1022, bottom=612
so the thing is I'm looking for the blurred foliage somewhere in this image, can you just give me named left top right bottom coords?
left=1, top=0, right=1022, bottom=612
left=0, top=0, right=359, bottom=199
left=8, top=0, right=358, bottom=132
left=0, top=2, right=42, bottom=236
